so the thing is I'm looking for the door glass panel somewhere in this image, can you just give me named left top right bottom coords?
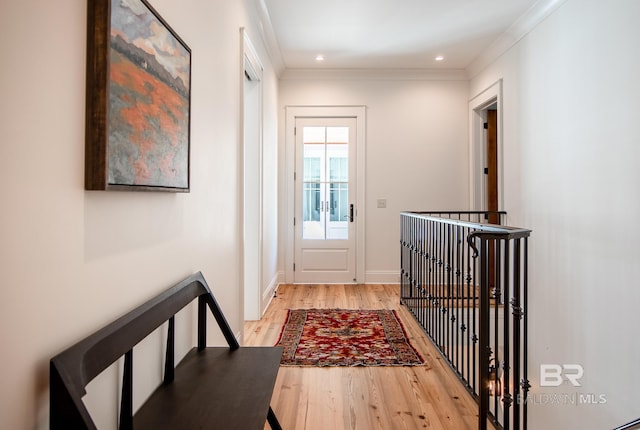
left=326, top=126, right=349, bottom=143
left=301, top=127, right=350, bottom=240
left=303, top=126, right=326, bottom=143
left=329, top=183, right=348, bottom=221
left=327, top=144, right=348, bottom=239
left=302, top=144, right=323, bottom=239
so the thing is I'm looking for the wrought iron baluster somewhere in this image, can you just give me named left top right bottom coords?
left=512, top=239, right=523, bottom=430
left=503, top=240, right=512, bottom=429
left=522, top=237, right=530, bottom=430
left=119, top=350, right=133, bottom=430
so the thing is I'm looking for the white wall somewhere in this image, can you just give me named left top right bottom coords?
left=470, top=0, right=640, bottom=428
left=0, top=0, right=278, bottom=428
left=279, top=72, right=471, bottom=282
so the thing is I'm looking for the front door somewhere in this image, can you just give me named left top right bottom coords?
left=294, top=117, right=357, bottom=283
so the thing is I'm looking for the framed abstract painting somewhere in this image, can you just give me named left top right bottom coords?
left=85, top=0, right=191, bottom=192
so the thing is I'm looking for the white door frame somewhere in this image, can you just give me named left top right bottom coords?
left=241, top=29, right=264, bottom=320
left=285, top=106, right=366, bottom=284
left=469, top=80, right=504, bottom=214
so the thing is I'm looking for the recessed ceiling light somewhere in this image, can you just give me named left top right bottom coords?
left=315, top=54, right=325, bottom=62
left=435, top=55, right=444, bottom=61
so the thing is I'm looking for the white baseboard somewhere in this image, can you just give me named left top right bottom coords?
left=262, top=270, right=399, bottom=286
left=364, top=270, right=401, bottom=284
left=260, top=271, right=283, bottom=316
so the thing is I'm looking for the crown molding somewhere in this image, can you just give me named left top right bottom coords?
left=280, top=68, right=468, bottom=81
left=466, top=0, right=569, bottom=78
left=252, top=0, right=285, bottom=76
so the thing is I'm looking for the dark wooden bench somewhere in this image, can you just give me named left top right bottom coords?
left=50, top=272, right=283, bottom=429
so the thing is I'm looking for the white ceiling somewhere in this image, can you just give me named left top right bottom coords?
left=260, top=0, right=544, bottom=70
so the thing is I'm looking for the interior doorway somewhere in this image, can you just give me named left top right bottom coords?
left=469, top=80, right=503, bottom=216
left=485, top=106, right=499, bottom=224
left=470, top=81, right=503, bottom=294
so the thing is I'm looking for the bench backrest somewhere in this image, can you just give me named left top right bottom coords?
left=50, top=272, right=238, bottom=429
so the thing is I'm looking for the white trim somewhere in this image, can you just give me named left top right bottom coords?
left=281, top=68, right=467, bottom=81
left=241, top=29, right=265, bottom=321
left=285, top=106, right=366, bottom=284
left=243, top=31, right=263, bottom=81
left=365, top=271, right=401, bottom=284
left=259, top=271, right=280, bottom=318
left=253, top=0, right=285, bottom=75
left=467, top=0, right=568, bottom=78
left=468, top=79, right=504, bottom=214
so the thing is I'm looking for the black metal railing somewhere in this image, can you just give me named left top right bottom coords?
left=411, top=210, right=507, bottom=225
left=614, top=418, right=640, bottom=430
left=400, top=211, right=531, bottom=430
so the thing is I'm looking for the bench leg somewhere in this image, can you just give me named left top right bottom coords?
left=267, top=406, right=282, bottom=430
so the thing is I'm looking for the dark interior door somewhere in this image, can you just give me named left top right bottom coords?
left=486, top=109, right=498, bottom=224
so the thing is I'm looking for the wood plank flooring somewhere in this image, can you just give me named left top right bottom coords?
left=244, top=284, right=485, bottom=430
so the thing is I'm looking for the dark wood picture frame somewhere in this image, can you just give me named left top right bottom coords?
left=85, top=0, right=191, bottom=192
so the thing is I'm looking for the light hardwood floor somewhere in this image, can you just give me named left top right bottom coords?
left=244, top=284, right=484, bottom=430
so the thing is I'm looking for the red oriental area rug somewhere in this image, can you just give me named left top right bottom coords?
left=275, top=309, right=424, bottom=367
